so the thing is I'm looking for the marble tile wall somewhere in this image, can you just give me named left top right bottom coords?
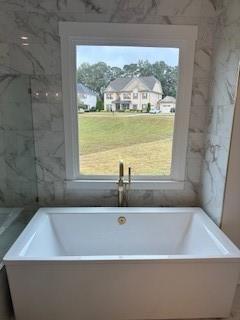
left=0, top=0, right=221, bottom=207
left=0, top=75, right=37, bottom=206
left=200, top=0, right=240, bottom=225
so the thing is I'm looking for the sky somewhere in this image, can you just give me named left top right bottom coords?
left=76, top=45, right=179, bottom=68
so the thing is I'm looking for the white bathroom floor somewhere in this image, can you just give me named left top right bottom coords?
left=228, top=286, right=240, bottom=320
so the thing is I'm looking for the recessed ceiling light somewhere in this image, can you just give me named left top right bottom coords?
left=21, top=36, right=28, bottom=40
left=22, top=43, right=29, bottom=46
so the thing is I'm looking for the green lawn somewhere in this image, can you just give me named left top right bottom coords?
left=78, top=112, right=175, bottom=175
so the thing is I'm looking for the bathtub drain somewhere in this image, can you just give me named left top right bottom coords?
left=118, top=216, right=126, bottom=225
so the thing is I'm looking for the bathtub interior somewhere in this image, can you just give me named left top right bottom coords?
left=9, top=209, right=238, bottom=259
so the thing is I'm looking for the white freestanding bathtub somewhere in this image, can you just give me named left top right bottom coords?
left=4, top=207, right=240, bottom=320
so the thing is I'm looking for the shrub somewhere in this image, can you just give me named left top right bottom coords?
left=96, top=99, right=104, bottom=112
left=147, top=103, right=151, bottom=113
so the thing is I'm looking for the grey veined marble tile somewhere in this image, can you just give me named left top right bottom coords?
left=0, top=75, right=33, bottom=130
left=189, top=105, right=208, bottom=134
left=9, top=43, right=61, bottom=75
left=31, top=74, right=62, bottom=103
left=34, top=130, right=64, bottom=158
left=0, top=0, right=220, bottom=207
left=32, top=102, right=63, bottom=131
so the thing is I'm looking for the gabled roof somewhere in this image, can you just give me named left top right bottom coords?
left=77, top=83, right=97, bottom=96
left=105, top=76, right=160, bottom=92
left=107, top=78, right=132, bottom=91
left=161, top=96, right=176, bottom=103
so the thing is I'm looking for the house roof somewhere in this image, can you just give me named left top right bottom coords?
left=105, top=76, right=160, bottom=92
left=77, top=83, right=97, bottom=96
left=161, top=96, right=176, bottom=103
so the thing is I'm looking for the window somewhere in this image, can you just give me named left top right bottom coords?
left=60, top=23, right=197, bottom=189
left=106, top=93, right=113, bottom=99
left=78, top=93, right=87, bottom=99
left=123, top=93, right=131, bottom=99
left=133, top=93, right=138, bottom=99
left=142, top=92, right=148, bottom=99
left=132, top=104, right=138, bottom=110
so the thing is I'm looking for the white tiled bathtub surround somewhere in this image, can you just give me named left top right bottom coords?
left=200, top=0, right=240, bottom=225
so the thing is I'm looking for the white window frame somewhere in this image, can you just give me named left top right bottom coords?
left=59, top=22, right=197, bottom=190
left=106, top=93, right=113, bottom=99
left=123, top=93, right=131, bottom=99
left=133, top=93, right=138, bottom=99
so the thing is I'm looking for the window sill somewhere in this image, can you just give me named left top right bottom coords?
left=65, top=179, right=185, bottom=190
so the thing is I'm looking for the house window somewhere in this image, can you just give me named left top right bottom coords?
left=106, top=93, right=113, bottom=99
left=60, top=22, right=197, bottom=189
left=133, top=93, right=138, bottom=99
left=123, top=93, right=131, bottom=99
left=132, top=104, right=138, bottom=110
left=78, top=93, right=87, bottom=99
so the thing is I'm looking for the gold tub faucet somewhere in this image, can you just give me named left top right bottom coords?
left=117, top=160, right=131, bottom=207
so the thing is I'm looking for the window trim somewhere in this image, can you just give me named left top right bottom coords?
left=123, top=92, right=131, bottom=99
left=59, top=22, right=197, bottom=190
left=133, top=93, right=138, bottom=99
left=106, top=93, right=113, bottom=99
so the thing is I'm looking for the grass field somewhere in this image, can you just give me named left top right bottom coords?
left=78, top=112, right=175, bottom=175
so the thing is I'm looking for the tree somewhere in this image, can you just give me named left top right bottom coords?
left=77, top=60, right=178, bottom=99
left=137, top=60, right=153, bottom=77
left=96, top=99, right=104, bottom=112
left=151, top=61, right=178, bottom=98
left=147, top=103, right=151, bottom=113
left=110, top=66, right=123, bottom=80
left=122, top=63, right=139, bottom=77
left=77, top=62, right=111, bottom=98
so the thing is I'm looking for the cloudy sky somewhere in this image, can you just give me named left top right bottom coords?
left=76, top=45, right=179, bottom=68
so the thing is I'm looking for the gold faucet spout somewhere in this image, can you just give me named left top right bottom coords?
left=117, top=161, right=131, bottom=207
left=119, top=160, right=124, bottom=178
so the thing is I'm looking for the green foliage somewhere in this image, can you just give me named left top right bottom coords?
left=77, top=62, right=110, bottom=99
left=77, top=59, right=178, bottom=98
left=147, top=103, right=151, bottom=113
left=151, top=61, right=178, bottom=98
left=96, top=99, right=104, bottom=112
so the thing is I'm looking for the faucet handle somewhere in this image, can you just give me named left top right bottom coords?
left=128, top=167, right=131, bottom=184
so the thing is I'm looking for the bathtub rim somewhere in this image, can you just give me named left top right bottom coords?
left=3, top=207, right=240, bottom=264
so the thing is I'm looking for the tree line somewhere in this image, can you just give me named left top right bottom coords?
left=77, top=60, right=178, bottom=99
